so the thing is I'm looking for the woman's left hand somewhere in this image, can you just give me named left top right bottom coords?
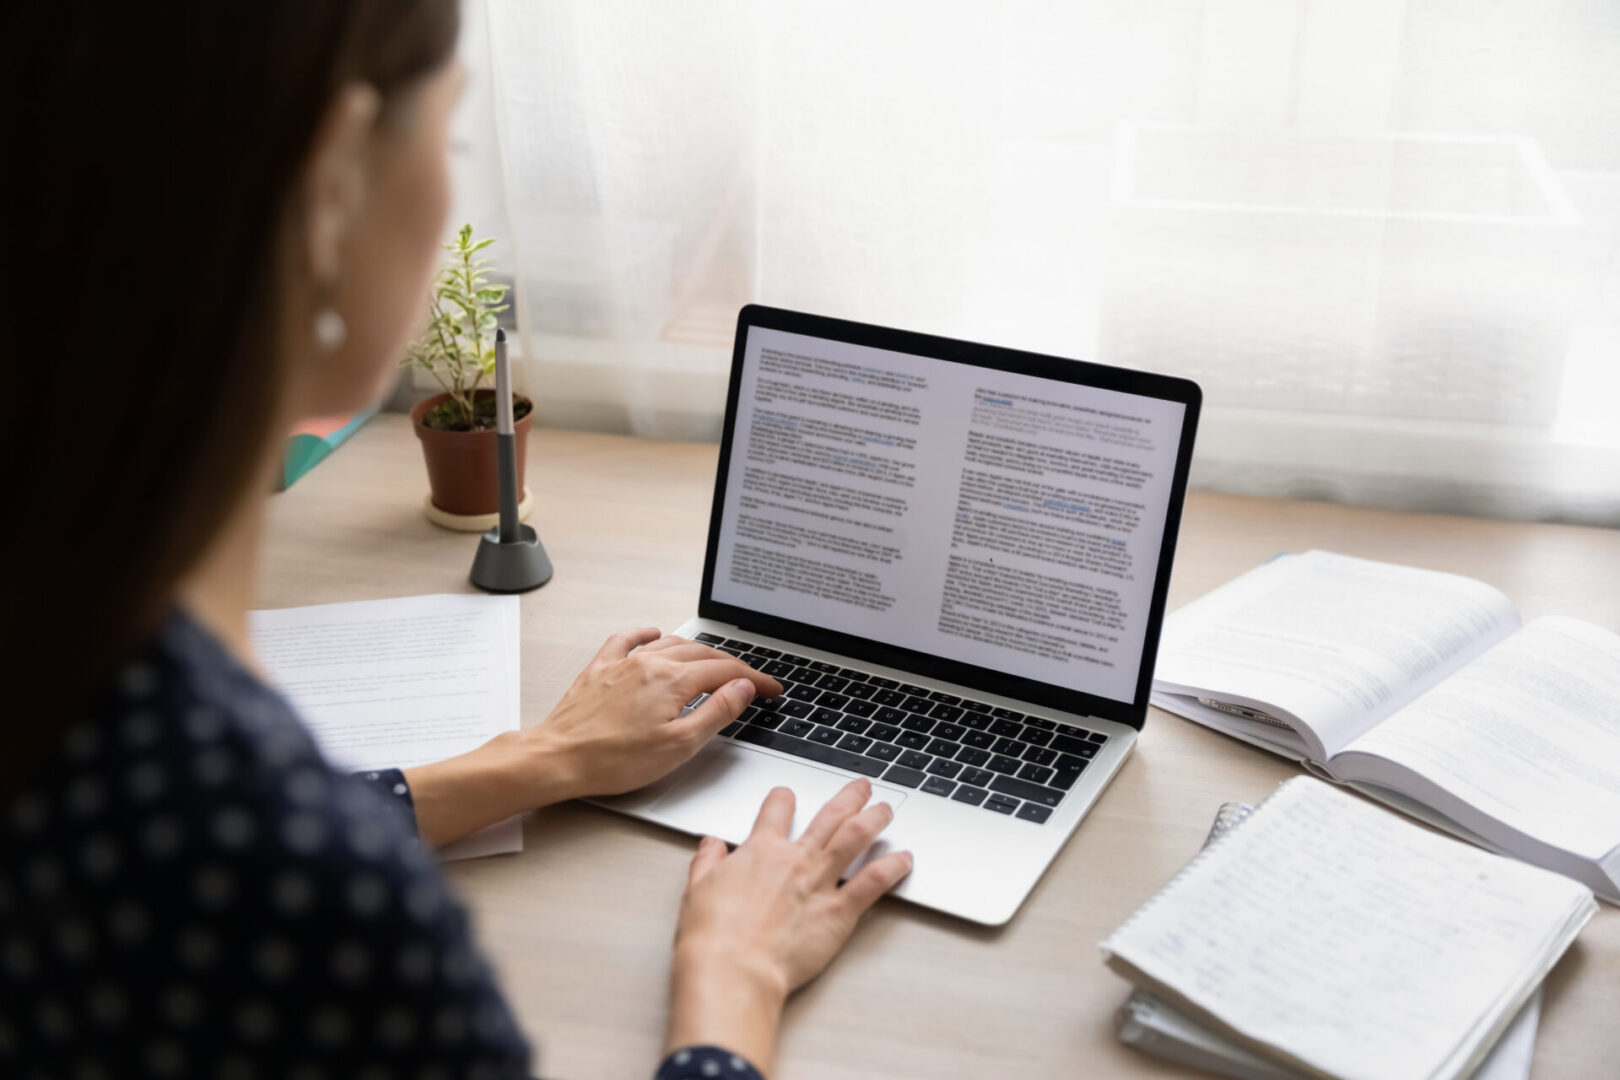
left=404, top=628, right=780, bottom=847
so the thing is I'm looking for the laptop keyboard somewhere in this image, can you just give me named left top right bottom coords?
left=691, top=633, right=1108, bottom=825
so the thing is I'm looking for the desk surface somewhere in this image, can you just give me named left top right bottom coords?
left=260, top=415, right=1620, bottom=1080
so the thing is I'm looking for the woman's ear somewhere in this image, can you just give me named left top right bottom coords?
left=300, top=82, right=383, bottom=287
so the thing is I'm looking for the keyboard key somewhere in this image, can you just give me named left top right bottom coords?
left=927, top=691, right=961, bottom=705
left=990, top=719, right=1024, bottom=738
left=864, top=742, right=901, bottom=763
left=780, top=654, right=809, bottom=666
left=992, top=737, right=1023, bottom=756
left=872, top=689, right=906, bottom=707
left=808, top=726, right=842, bottom=745
left=867, top=676, right=899, bottom=689
left=883, top=765, right=926, bottom=788
left=991, top=707, right=1025, bottom=721
left=1050, top=732, right=1098, bottom=757
left=789, top=666, right=820, bottom=683
left=719, top=722, right=742, bottom=738
left=989, top=775, right=1065, bottom=807
left=1052, top=755, right=1087, bottom=790
left=844, top=683, right=877, bottom=701
left=933, top=722, right=967, bottom=741
left=809, top=661, right=840, bottom=673
left=1021, top=745, right=1057, bottom=766
left=1017, top=763, right=1055, bottom=785
left=1023, top=717, right=1057, bottom=731
left=951, top=785, right=988, bottom=806
left=733, top=725, right=886, bottom=777
left=1019, top=728, right=1053, bottom=747
left=817, top=675, right=849, bottom=693
left=837, top=734, right=874, bottom=754
left=836, top=716, right=872, bottom=734
left=867, top=723, right=901, bottom=742
left=782, top=719, right=814, bottom=738
left=895, top=731, right=930, bottom=750
left=810, top=707, right=843, bottom=726
left=988, top=754, right=1021, bottom=775
left=900, top=696, right=933, bottom=715
left=925, top=738, right=962, bottom=758
left=1016, top=803, right=1053, bottom=824
left=955, top=747, right=991, bottom=767
left=900, top=714, right=936, bottom=734
left=929, top=703, right=964, bottom=723
left=961, top=700, right=992, bottom=715
left=694, top=633, right=726, bottom=645
left=719, top=646, right=744, bottom=657
left=898, top=749, right=932, bottom=770
left=960, top=767, right=995, bottom=788
left=738, top=705, right=761, bottom=724
left=741, top=653, right=770, bottom=668
left=959, top=711, right=991, bottom=730
left=1087, top=731, right=1109, bottom=745
left=984, top=795, right=1019, bottom=815
left=874, top=706, right=908, bottom=725
left=961, top=730, right=994, bottom=749
left=844, top=699, right=877, bottom=718
left=762, top=659, right=796, bottom=678
left=781, top=699, right=814, bottom=718
left=838, top=668, right=869, bottom=681
left=925, top=758, right=962, bottom=779
left=751, top=647, right=781, bottom=659
left=786, top=684, right=821, bottom=702
left=754, top=695, right=785, bottom=710
left=896, top=683, right=926, bottom=696
left=750, top=712, right=784, bottom=729
left=819, top=692, right=851, bottom=711
left=920, top=776, right=957, bottom=798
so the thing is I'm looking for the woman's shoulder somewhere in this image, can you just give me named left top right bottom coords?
left=0, top=611, right=531, bottom=1075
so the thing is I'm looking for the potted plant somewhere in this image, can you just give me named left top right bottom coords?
left=403, top=224, right=533, bottom=521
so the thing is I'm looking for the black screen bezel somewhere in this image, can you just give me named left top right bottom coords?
left=698, top=305, right=1202, bottom=729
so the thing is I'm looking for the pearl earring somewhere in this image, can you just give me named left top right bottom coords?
left=314, top=308, right=347, bottom=349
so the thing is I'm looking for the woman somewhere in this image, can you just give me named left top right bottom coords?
left=0, top=2, right=912, bottom=1077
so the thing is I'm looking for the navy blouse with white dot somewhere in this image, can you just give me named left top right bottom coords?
left=0, top=610, right=764, bottom=1080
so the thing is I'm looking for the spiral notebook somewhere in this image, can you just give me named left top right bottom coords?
left=1115, top=801, right=1542, bottom=1080
left=1099, top=778, right=1594, bottom=1080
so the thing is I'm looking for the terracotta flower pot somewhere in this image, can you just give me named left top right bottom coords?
left=411, top=390, right=531, bottom=516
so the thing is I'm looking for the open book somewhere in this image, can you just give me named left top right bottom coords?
left=1100, top=778, right=1595, bottom=1080
left=1152, top=551, right=1620, bottom=901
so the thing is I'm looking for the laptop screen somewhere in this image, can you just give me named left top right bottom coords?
left=702, top=308, right=1199, bottom=724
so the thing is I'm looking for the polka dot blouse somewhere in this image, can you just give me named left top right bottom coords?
left=0, top=610, right=764, bottom=1080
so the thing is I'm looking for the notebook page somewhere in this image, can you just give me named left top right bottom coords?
left=1341, top=616, right=1620, bottom=863
left=1153, top=552, right=1520, bottom=759
left=1100, top=778, right=1593, bottom=1080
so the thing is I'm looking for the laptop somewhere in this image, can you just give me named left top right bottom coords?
left=595, top=305, right=1200, bottom=924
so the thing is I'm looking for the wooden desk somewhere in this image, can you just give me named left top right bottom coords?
left=260, top=415, right=1620, bottom=1080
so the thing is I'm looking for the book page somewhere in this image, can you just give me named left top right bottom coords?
left=250, top=594, right=524, bottom=861
left=1154, top=551, right=1520, bottom=759
left=709, top=324, right=1190, bottom=703
left=1340, top=617, right=1620, bottom=864
left=1100, top=778, right=1593, bottom=1080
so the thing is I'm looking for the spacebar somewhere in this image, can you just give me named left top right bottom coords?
left=734, top=725, right=887, bottom=778
left=988, top=775, right=1066, bottom=808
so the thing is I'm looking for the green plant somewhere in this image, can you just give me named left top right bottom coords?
left=402, top=224, right=515, bottom=431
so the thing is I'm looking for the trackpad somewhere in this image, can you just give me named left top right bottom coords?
left=651, top=743, right=909, bottom=845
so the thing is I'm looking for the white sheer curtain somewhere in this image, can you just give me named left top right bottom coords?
left=456, top=0, right=1620, bottom=524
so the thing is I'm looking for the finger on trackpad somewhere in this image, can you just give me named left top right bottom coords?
left=651, top=744, right=908, bottom=846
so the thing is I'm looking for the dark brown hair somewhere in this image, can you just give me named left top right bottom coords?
left=0, top=2, right=459, bottom=794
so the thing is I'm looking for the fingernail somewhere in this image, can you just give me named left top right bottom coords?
left=730, top=679, right=754, bottom=695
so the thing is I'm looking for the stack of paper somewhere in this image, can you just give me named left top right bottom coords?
left=250, top=593, right=524, bottom=860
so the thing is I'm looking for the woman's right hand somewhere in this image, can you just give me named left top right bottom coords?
left=663, top=779, right=914, bottom=1072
